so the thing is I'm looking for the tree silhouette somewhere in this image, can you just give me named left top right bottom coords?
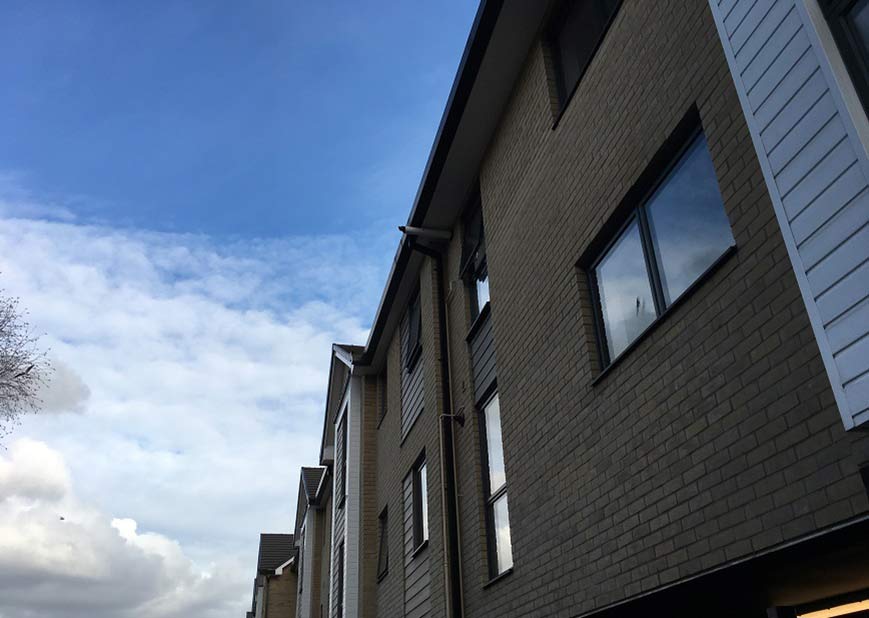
left=0, top=291, right=50, bottom=440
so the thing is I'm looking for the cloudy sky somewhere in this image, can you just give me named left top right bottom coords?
left=0, top=2, right=476, bottom=616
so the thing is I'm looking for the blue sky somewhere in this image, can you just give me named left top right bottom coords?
left=0, top=1, right=474, bottom=237
left=0, top=3, right=477, bottom=617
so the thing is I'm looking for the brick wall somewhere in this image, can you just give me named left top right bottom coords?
left=435, top=0, right=869, bottom=617
left=266, top=571, right=297, bottom=618
left=371, top=260, right=448, bottom=618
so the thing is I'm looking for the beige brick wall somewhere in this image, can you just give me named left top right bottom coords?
left=352, top=2, right=869, bottom=617
left=266, top=571, right=297, bottom=618
left=438, top=0, right=869, bottom=616
left=370, top=259, right=448, bottom=618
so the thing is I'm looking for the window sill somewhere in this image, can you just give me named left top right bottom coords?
left=482, top=567, right=514, bottom=589
left=592, top=245, right=737, bottom=386
left=410, top=540, right=429, bottom=559
left=465, top=301, right=491, bottom=342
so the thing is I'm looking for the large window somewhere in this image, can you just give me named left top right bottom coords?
left=411, top=457, right=429, bottom=550
left=404, top=291, right=422, bottom=370
left=589, top=131, right=734, bottom=365
left=461, top=198, right=490, bottom=320
left=480, top=393, right=513, bottom=578
left=548, top=0, right=622, bottom=110
left=377, top=507, right=389, bottom=580
left=821, top=0, right=869, bottom=113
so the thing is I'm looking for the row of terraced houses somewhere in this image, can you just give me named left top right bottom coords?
left=246, top=0, right=869, bottom=616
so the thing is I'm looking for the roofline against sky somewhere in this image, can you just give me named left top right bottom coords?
left=355, top=0, right=503, bottom=369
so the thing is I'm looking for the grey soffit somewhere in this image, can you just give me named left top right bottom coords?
left=257, top=533, right=294, bottom=573
left=301, top=466, right=327, bottom=504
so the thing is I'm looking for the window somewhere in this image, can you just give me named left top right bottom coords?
left=548, top=0, right=622, bottom=110
left=589, top=131, right=734, bottom=366
left=821, top=0, right=869, bottom=113
left=461, top=198, right=490, bottom=319
left=378, top=371, right=388, bottom=424
left=412, top=458, right=429, bottom=550
left=336, top=414, right=347, bottom=507
left=480, top=393, right=513, bottom=577
left=336, top=542, right=344, bottom=618
left=404, top=291, right=422, bottom=370
left=377, top=507, right=389, bottom=580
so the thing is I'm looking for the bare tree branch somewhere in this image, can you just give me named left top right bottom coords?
left=0, top=290, right=51, bottom=441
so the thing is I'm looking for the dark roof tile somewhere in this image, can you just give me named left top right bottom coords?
left=257, top=533, right=294, bottom=573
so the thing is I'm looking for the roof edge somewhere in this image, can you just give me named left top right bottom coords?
left=356, top=0, right=504, bottom=368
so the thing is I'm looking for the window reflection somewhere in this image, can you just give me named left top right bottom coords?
left=646, top=135, right=734, bottom=304
left=492, top=494, right=513, bottom=573
left=476, top=272, right=490, bottom=310
left=419, top=462, right=428, bottom=542
left=595, top=219, right=657, bottom=359
left=484, top=395, right=505, bottom=493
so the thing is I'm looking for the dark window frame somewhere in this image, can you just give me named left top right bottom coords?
left=377, top=371, right=388, bottom=428
left=547, top=0, right=624, bottom=122
left=336, top=541, right=344, bottom=618
left=582, top=116, right=735, bottom=372
left=478, top=389, right=513, bottom=581
left=376, top=507, right=389, bottom=581
left=404, top=291, right=422, bottom=371
left=411, top=454, right=429, bottom=553
left=461, top=193, right=490, bottom=323
left=821, top=0, right=869, bottom=114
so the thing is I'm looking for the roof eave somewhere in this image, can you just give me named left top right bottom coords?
left=355, top=0, right=552, bottom=371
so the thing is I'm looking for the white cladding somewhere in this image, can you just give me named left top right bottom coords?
left=710, top=0, right=869, bottom=429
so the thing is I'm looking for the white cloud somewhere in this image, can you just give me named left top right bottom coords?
left=39, top=359, right=91, bottom=414
left=0, top=439, right=241, bottom=618
left=0, top=205, right=389, bottom=616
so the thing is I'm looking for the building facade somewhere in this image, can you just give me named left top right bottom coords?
left=247, top=533, right=297, bottom=618
left=287, top=1, right=869, bottom=617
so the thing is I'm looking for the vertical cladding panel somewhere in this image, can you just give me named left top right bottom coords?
left=401, top=313, right=426, bottom=439
left=710, top=0, right=869, bottom=424
left=332, top=412, right=346, bottom=618
left=469, top=311, right=498, bottom=403
left=335, top=417, right=346, bottom=509
left=331, top=516, right=345, bottom=618
left=402, top=472, right=430, bottom=618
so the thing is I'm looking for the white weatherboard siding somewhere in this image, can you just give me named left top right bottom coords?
left=330, top=377, right=362, bottom=618
left=710, top=0, right=869, bottom=429
left=345, top=375, right=362, bottom=618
